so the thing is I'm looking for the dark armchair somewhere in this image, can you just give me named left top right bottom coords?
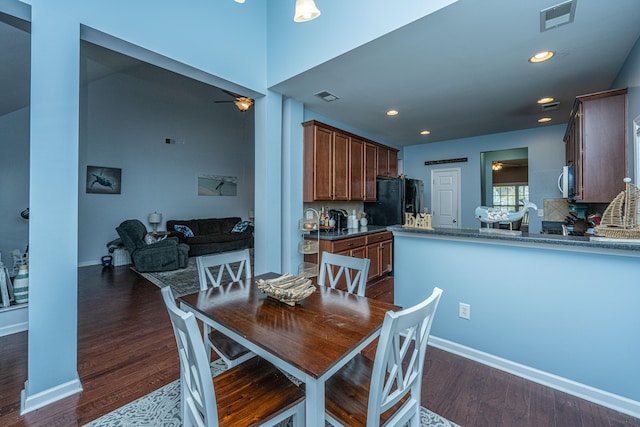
left=116, top=219, right=189, bottom=272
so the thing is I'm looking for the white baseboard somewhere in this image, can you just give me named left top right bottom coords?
left=0, top=321, right=27, bottom=337
left=429, top=336, right=640, bottom=419
left=0, top=304, right=28, bottom=337
left=21, top=377, right=83, bottom=415
left=78, top=260, right=100, bottom=267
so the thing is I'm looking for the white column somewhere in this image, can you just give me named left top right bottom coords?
left=22, top=5, right=82, bottom=413
left=253, top=91, right=283, bottom=274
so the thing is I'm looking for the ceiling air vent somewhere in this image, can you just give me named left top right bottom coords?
left=314, top=90, right=339, bottom=102
left=541, top=101, right=560, bottom=111
left=540, top=0, right=576, bottom=32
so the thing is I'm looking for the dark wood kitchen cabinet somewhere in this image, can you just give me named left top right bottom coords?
left=564, top=88, right=627, bottom=203
left=364, top=143, right=378, bottom=200
left=303, top=232, right=393, bottom=285
left=365, top=231, right=393, bottom=282
left=349, top=137, right=365, bottom=201
left=303, top=120, right=397, bottom=202
left=303, top=122, right=349, bottom=202
left=377, top=146, right=399, bottom=178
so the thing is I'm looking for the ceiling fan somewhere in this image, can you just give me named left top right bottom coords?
left=215, top=88, right=254, bottom=112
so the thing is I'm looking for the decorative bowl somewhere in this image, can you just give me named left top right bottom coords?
left=256, top=274, right=316, bottom=306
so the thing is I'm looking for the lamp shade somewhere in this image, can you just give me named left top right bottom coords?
left=148, top=212, right=162, bottom=225
left=294, top=0, right=321, bottom=22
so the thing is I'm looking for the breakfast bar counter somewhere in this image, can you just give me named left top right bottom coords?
left=387, top=225, right=640, bottom=257
left=388, top=225, right=640, bottom=416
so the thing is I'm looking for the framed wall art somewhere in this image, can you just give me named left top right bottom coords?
left=86, top=166, right=122, bottom=194
left=197, top=174, right=237, bottom=196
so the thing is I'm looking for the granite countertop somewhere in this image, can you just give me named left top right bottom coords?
left=309, top=225, right=389, bottom=241
left=387, top=225, right=640, bottom=255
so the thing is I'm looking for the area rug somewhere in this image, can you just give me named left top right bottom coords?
left=135, top=250, right=253, bottom=297
left=83, top=359, right=459, bottom=427
left=135, top=258, right=201, bottom=297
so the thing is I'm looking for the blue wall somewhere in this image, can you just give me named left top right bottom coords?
left=78, top=66, right=255, bottom=265
left=402, top=125, right=567, bottom=233
left=393, top=233, right=640, bottom=408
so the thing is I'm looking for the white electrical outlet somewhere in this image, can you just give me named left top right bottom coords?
left=306, top=211, right=314, bottom=220
left=459, top=303, right=471, bottom=320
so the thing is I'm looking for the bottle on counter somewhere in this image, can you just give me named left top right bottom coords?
left=348, top=209, right=358, bottom=229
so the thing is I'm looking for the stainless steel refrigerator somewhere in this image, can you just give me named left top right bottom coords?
left=364, top=177, right=424, bottom=226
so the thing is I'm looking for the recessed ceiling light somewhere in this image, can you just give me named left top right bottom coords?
left=529, top=51, right=555, bottom=63
left=538, top=117, right=552, bottom=123
left=420, top=130, right=431, bottom=135
left=386, top=110, right=399, bottom=116
left=537, top=97, right=555, bottom=104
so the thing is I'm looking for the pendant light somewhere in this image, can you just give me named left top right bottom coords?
left=234, top=0, right=321, bottom=23
left=294, top=0, right=321, bottom=22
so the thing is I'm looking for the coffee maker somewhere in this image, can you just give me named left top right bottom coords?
left=329, top=209, right=348, bottom=231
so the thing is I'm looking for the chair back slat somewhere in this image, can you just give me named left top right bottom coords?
left=196, top=249, right=252, bottom=291
left=368, top=287, right=442, bottom=426
left=160, top=287, right=218, bottom=426
left=318, top=252, right=370, bottom=296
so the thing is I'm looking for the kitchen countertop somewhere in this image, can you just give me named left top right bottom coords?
left=309, top=225, right=389, bottom=241
left=388, top=225, right=640, bottom=257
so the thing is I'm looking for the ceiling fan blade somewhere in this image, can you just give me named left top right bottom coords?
left=220, top=88, right=242, bottom=99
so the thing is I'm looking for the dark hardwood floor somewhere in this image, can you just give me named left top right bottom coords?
left=0, top=265, right=637, bottom=426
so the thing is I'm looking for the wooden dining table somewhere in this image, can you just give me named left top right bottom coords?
left=179, top=272, right=400, bottom=427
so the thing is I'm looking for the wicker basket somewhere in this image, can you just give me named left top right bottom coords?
left=113, top=249, right=132, bottom=266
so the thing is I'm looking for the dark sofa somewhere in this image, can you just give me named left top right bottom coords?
left=166, top=217, right=254, bottom=257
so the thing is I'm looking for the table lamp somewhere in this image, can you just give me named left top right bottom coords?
left=148, top=212, right=162, bottom=232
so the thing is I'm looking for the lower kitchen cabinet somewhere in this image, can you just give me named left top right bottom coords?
left=305, top=232, right=393, bottom=286
left=365, top=232, right=393, bottom=282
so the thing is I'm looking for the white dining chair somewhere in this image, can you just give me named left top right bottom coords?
left=195, top=249, right=255, bottom=368
left=324, top=286, right=443, bottom=427
left=318, top=252, right=370, bottom=297
left=196, top=248, right=252, bottom=290
left=161, top=287, right=305, bottom=427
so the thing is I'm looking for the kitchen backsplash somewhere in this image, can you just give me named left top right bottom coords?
left=303, top=202, right=366, bottom=219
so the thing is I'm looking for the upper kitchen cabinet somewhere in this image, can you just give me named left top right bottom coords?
left=364, top=142, right=378, bottom=200
left=377, top=145, right=399, bottom=178
left=303, top=122, right=349, bottom=202
left=349, top=137, right=364, bottom=201
left=303, top=121, right=396, bottom=202
left=564, top=88, right=627, bottom=203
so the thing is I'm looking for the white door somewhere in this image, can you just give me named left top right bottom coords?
left=431, top=168, right=460, bottom=228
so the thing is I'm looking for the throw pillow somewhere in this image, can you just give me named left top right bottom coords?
left=144, top=233, right=158, bottom=245
left=232, top=220, right=251, bottom=233
left=174, top=224, right=195, bottom=237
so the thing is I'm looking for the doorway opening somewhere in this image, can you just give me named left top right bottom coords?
left=480, top=148, right=529, bottom=230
